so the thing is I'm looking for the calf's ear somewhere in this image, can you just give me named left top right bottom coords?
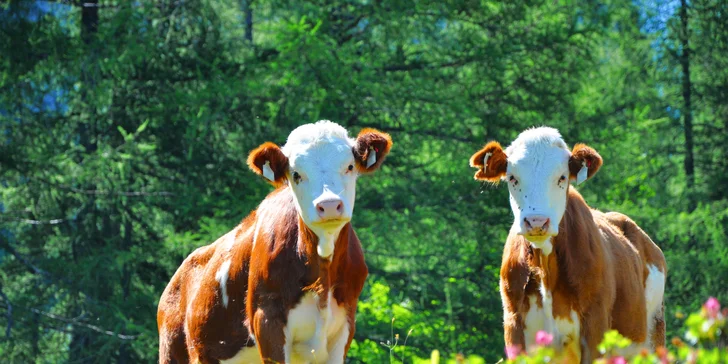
left=469, top=141, right=507, bottom=182
left=353, top=128, right=393, bottom=173
left=569, top=143, right=602, bottom=184
left=247, top=142, right=289, bottom=186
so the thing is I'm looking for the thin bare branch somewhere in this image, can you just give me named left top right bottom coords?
left=2, top=218, right=67, bottom=225
left=67, top=188, right=174, bottom=197
left=28, top=307, right=137, bottom=340
left=0, top=302, right=136, bottom=341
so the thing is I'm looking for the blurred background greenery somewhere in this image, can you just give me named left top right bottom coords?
left=1, top=0, right=727, bottom=362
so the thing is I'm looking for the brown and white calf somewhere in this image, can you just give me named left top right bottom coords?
left=469, top=127, right=666, bottom=362
left=157, top=121, right=392, bottom=363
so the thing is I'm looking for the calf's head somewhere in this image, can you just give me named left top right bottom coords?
left=469, top=127, right=601, bottom=247
left=248, top=120, right=392, bottom=257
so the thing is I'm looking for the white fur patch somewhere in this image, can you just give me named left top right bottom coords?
left=220, top=231, right=236, bottom=252
left=220, top=346, right=262, bottom=364
left=284, top=292, right=349, bottom=363
left=317, top=233, right=337, bottom=259
left=524, top=295, right=546, bottom=349
left=505, top=127, right=569, bottom=157
left=215, top=260, right=232, bottom=308
left=282, top=120, right=353, bottom=155
left=555, top=310, right=580, bottom=356
left=529, top=237, right=553, bottom=256
left=524, top=292, right=580, bottom=359
left=644, top=264, right=666, bottom=349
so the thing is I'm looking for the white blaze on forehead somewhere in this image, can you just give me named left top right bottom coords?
left=505, top=127, right=569, bottom=161
left=281, top=120, right=355, bottom=157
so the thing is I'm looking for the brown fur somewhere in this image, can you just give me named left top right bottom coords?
left=353, top=128, right=393, bottom=173
left=157, top=188, right=368, bottom=363
left=469, top=141, right=508, bottom=182
left=500, top=188, right=666, bottom=362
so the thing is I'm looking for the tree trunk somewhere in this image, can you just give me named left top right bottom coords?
left=70, top=2, right=100, bottom=362
left=117, top=207, right=133, bottom=363
left=81, top=1, right=99, bottom=45
left=244, top=0, right=253, bottom=43
left=679, top=0, right=696, bottom=211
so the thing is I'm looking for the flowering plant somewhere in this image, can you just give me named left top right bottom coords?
left=500, top=297, right=727, bottom=364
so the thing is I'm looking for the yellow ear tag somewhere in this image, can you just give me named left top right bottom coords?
left=262, top=161, right=275, bottom=181
left=576, top=161, right=588, bottom=185
left=366, top=147, right=377, bottom=168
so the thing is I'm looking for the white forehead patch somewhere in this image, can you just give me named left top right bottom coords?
left=505, top=127, right=569, bottom=162
left=281, top=120, right=355, bottom=157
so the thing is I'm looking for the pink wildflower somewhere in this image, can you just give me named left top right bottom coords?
left=704, top=297, right=720, bottom=319
left=505, top=345, right=521, bottom=360
left=535, top=330, right=554, bottom=346
left=610, top=356, right=627, bottom=364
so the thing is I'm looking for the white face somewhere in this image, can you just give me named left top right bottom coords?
left=281, top=122, right=358, bottom=239
left=505, top=130, right=572, bottom=243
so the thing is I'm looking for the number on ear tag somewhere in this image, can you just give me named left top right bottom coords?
left=366, top=147, right=377, bottom=168
left=576, top=161, right=588, bottom=185
left=262, top=161, right=275, bottom=181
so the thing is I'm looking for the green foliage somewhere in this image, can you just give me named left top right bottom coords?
left=1, top=0, right=727, bottom=362
left=599, top=330, right=634, bottom=355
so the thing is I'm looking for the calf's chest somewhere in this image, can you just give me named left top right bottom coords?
left=523, top=288, right=581, bottom=361
left=285, top=291, right=349, bottom=363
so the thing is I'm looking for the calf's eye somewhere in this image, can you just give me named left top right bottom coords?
left=292, top=171, right=302, bottom=184
left=348, top=164, right=354, bottom=171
